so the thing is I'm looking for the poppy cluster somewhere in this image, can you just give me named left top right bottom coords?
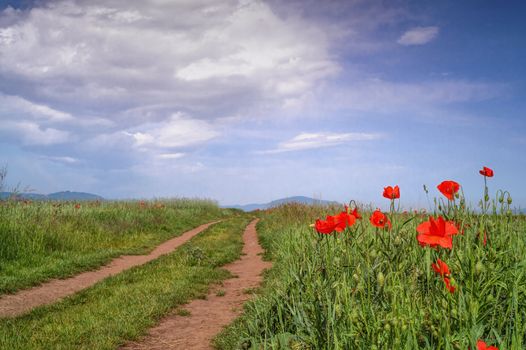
left=313, top=209, right=358, bottom=234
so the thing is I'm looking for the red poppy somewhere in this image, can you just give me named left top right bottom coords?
left=383, top=185, right=400, bottom=199
left=333, top=211, right=356, bottom=231
left=74, top=204, right=81, bottom=209
left=431, top=258, right=450, bottom=276
left=479, top=166, right=494, bottom=177
left=369, top=209, right=391, bottom=229
left=416, top=216, right=459, bottom=249
left=437, top=180, right=460, bottom=200
left=314, top=211, right=356, bottom=234
left=432, top=258, right=455, bottom=293
left=314, top=216, right=337, bottom=234
left=477, top=340, right=498, bottom=350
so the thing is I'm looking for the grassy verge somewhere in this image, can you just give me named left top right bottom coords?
left=214, top=203, right=526, bottom=350
left=0, top=199, right=235, bottom=294
left=0, top=215, right=251, bottom=349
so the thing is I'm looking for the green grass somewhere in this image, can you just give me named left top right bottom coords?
left=215, top=201, right=526, bottom=350
left=0, top=215, right=252, bottom=349
left=0, top=199, right=235, bottom=294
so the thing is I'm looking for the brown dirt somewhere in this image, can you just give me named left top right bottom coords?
left=120, top=218, right=271, bottom=350
left=0, top=221, right=219, bottom=318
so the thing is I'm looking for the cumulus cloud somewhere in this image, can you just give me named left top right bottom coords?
left=0, top=0, right=337, bottom=120
left=124, top=113, right=218, bottom=150
left=260, top=132, right=381, bottom=154
left=398, top=26, right=439, bottom=46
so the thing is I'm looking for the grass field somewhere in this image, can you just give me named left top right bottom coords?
left=0, top=199, right=234, bottom=294
left=0, top=215, right=251, bottom=349
left=215, top=189, right=525, bottom=349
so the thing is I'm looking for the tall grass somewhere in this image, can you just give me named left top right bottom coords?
left=216, top=200, right=526, bottom=349
left=0, top=198, right=234, bottom=294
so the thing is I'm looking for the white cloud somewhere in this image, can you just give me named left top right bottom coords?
left=0, top=93, right=73, bottom=122
left=0, top=121, right=70, bottom=145
left=125, top=113, right=218, bottom=149
left=0, top=0, right=338, bottom=121
left=398, top=26, right=439, bottom=46
left=157, top=153, right=185, bottom=160
left=41, top=156, right=80, bottom=164
left=260, top=132, right=381, bottom=154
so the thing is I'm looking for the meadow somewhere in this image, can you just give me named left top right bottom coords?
left=0, top=198, right=234, bottom=294
left=216, top=174, right=526, bottom=350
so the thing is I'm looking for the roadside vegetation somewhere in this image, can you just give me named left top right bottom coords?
left=0, top=216, right=251, bottom=349
left=0, top=198, right=234, bottom=294
left=215, top=169, right=525, bottom=350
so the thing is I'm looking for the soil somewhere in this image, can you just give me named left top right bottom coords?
left=120, top=218, right=271, bottom=350
left=0, top=221, right=219, bottom=318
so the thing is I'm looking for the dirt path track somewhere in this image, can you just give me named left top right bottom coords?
left=0, top=221, right=218, bottom=318
left=120, top=218, right=271, bottom=350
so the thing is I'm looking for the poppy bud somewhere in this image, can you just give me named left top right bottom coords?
left=455, top=192, right=460, bottom=199
left=484, top=194, right=489, bottom=202
left=370, top=250, right=377, bottom=259
left=507, top=196, right=512, bottom=205
left=352, top=273, right=359, bottom=282
left=394, top=236, right=401, bottom=246
left=475, top=261, right=483, bottom=275
left=377, top=272, right=385, bottom=288
left=384, top=323, right=390, bottom=331
left=438, top=204, right=442, bottom=211
left=499, top=195, right=504, bottom=203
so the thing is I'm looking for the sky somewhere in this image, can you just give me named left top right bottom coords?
left=0, top=0, right=525, bottom=209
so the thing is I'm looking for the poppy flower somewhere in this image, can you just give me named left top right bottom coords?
left=314, top=211, right=356, bottom=234
left=437, top=180, right=460, bottom=200
left=416, top=216, right=459, bottom=249
left=432, top=258, right=455, bottom=293
left=383, top=185, right=400, bottom=199
left=314, top=216, right=337, bottom=234
left=479, top=166, right=494, bottom=177
left=74, top=204, right=81, bottom=209
left=333, top=211, right=356, bottom=231
left=370, top=209, right=391, bottom=229
left=477, top=340, right=498, bottom=350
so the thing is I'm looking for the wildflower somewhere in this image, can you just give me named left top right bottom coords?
left=333, top=211, right=356, bottom=231
left=479, top=166, right=494, bottom=177
left=383, top=185, right=400, bottom=199
left=477, top=340, right=498, bottom=350
left=74, top=204, right=81, bottom=209
left=369, top=209, right=391, bottom=229
left=416, top=216, right=458, bottom=249
left=437, top=180, right=460, bottom=200
left=314, top=211, right=356, bottom=234
left=314, top=216, right=337, bottom=234
left=431, top=258, right=455, bottom=293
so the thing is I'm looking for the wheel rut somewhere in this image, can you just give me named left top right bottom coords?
left=0, top=221, right=219, bottom=318
left=120, top=218, right=271, bottom=350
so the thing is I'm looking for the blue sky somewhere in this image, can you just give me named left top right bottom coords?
left=0, top=0, right=525, bottom=209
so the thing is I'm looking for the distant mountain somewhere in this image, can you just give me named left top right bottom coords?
left=0, top=191, right=104, bottom=201
left=225, top=196, right=340, bottom=212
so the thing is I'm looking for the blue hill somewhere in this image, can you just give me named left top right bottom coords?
left=225, top=196, right=340, bottom=212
